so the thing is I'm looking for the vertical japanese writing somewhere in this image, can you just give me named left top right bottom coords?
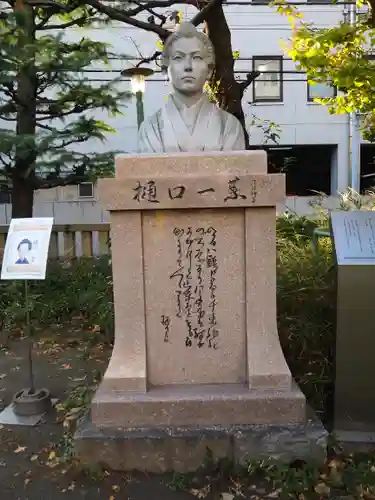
left=184, top=227, right=194, bottom=346
left=170, top=226, right=219, bottom=349
left=251, top=179, right=257, bottom=204
left=195, top=228, right=206, bottom=348
left=206, top=227, right=218, bottom=349
left=161, top=315, right=171, bottom=343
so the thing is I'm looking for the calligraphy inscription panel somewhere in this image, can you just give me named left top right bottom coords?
left=98, top=173, right=285, bottom=211
left=143, top=209, right=247, bottom=386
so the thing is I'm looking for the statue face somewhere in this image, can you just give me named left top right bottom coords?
left=167, top=37, right=211, bottom=96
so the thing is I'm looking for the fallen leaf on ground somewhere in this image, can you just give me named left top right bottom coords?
left=189, top=485, right=211, bottom=498
left=112, top=485, right=120, bottom=492
left=61, top=364, right=72, bottom=370
left=267, top=489, right=282, bottom=498
left=30, top=455, right=38, bottom=462
left=14, top=446, right=26, bottom=454
left=220, top=494, right=235, bottom=500
left=314, top=482, right=330, bottom=495
left=0, top=373, right=7, bottom=379
left=109, top=496, right=115, bottom=500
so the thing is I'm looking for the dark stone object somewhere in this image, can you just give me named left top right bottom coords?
left=13, top=388, right=52, bottom=416
left=74, top=407, right=327, bottom=473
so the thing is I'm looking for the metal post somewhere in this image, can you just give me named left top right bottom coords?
left=135, top=90, right=144, bottom=129
left=349, top=3, right=361, bottom=193
left=24, top=279, right=35, bottom=393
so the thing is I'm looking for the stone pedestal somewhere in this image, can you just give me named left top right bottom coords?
left=75, top=151, right=325, bottom=470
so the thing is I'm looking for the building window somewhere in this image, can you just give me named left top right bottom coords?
left=0, top=190, right=11, bottom=204
left=78, top=182, right=94, bottom=198
left=307, top=82, right=336, bottom=102
left=0, top=184, right=11, bottom=204
left=252, top=56, right=283, bottom=102
left=249, top=144, right=333, bottom=196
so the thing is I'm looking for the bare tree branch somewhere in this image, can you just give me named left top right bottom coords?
left=135, top=50, right=162, bottom=67
left=36, top=16, right=87, bottom=31
left=35, top=122, right=54, bottom=131
left=26, top=0, right=71, bottom=10
left=126, top=0, right=179, bottom=17
left=85, top=0, right=171, bottom=39
left=35, top=174, right=90, bottom=189
left=239, top=71, right=260, bottom=92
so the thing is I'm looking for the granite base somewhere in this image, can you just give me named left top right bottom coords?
left=74, top=409, right=328, bottom=473
left=333, top=429, right=375, bottom=453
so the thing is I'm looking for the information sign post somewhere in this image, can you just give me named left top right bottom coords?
left=331, top=210, right=375, bottom=442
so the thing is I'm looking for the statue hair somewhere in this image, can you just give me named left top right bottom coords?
left=161, top=23, right=215, bottom=71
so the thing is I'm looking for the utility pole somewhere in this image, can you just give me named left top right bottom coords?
left=349, top=2, right=361, bottom=192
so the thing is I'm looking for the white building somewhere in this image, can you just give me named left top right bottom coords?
left=1, top=1, right=373, bottom=223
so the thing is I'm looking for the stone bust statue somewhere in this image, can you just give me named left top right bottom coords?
left=138, top=23, right=245, bottom=153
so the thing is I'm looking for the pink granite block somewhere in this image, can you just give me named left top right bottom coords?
left=114, top=150, right=267, bottom=178
left=245, top=208, right=292, bottom=390
left=99, top=211, right=147, bottom=392
left=142, top=209, right=246, bottom=386
left=92, top=151, right=305, bottom=431
left=91, top=383, right=305, bottom=428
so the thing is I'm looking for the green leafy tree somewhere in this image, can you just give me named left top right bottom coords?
left=82, top=0, right=260, bottom=148
left=0, top=0, right=131, bottom=217
left=277, top=1, right=375, bottom=140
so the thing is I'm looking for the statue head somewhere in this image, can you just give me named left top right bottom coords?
left=161, top=23, right=215, bottom=97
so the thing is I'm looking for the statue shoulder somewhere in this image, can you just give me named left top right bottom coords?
left=138, top=108, right=164, bottom=153
left=217, top=108, right=246, bottom=150
left=140, top=108, right=163, bottom=132
left=219, top=108, right=243, bottom=130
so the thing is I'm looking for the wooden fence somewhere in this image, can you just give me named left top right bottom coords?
left=0, top=224, right=111, bottom=260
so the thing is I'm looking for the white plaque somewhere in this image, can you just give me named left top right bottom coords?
left=331, top=211, right=375, bottom=265
left=1, top=217, right=54, bottom=280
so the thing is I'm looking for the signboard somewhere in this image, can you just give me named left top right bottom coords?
left=331, top=211, right=375, bottom=265
left=1, top=218, right=54, bottom=280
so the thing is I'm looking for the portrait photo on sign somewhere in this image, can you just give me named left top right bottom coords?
left=1, top=218, right=53, bottom=280
left=15, top=238, right=35, bottom=265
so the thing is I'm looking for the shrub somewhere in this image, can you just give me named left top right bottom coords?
left=0, top=257, right=114, bottom=343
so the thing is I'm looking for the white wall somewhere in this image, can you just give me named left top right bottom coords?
left=0, top=1, right=364, bottom=222
left=59, top=1, right=352, bottom=191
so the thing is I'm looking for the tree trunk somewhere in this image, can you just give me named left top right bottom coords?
left=11, top=174, right=34, bottom=218
left=204, top=4, right=250, bottom=148
left=12, top=1, right=37, bottom=219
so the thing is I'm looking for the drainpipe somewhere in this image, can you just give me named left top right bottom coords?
left=349, top=3, right=361, bottom=192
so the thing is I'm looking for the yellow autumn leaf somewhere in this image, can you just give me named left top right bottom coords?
left=14, top=446, right=26, bottom=453
left=189, top=485, right=211, bottom=498
left=48, top=451, right=56, bottom=460
left=314, top=482, right=330, bottom=495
